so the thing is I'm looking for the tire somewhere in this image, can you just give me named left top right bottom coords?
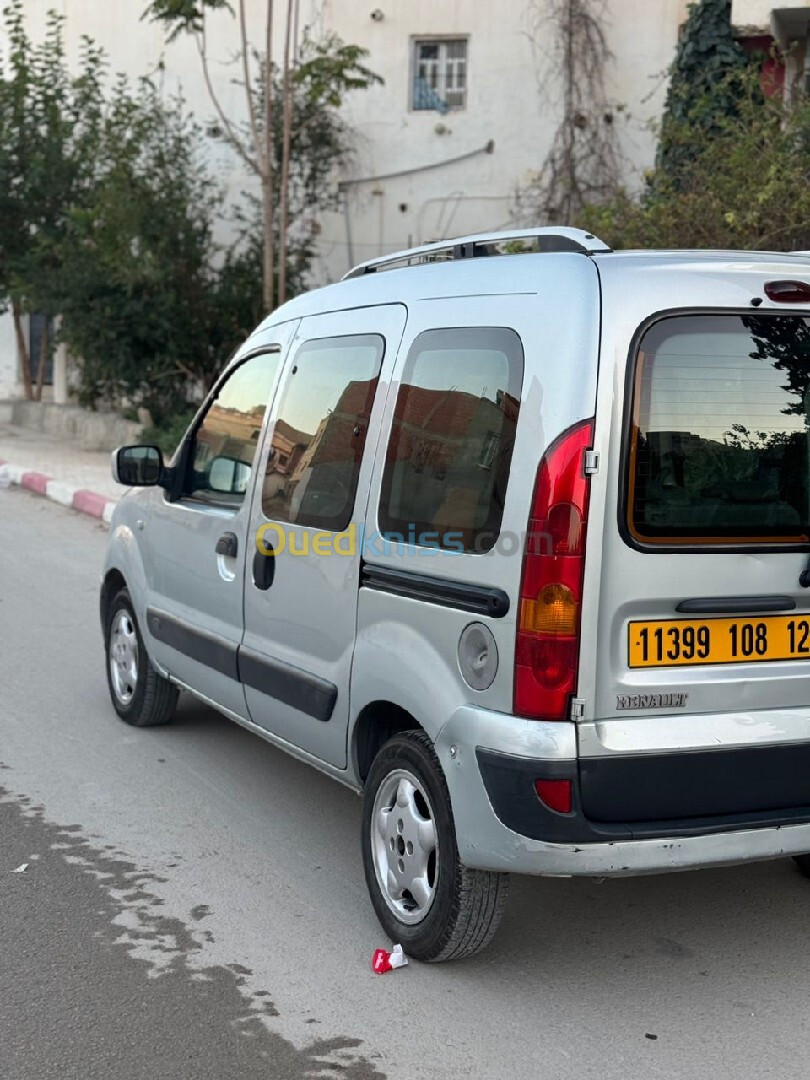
left=793, top=854, right=810, bottom=879
left=105, top=587, right=178, bottom=727
left=361, top=729, right=509, bottom=962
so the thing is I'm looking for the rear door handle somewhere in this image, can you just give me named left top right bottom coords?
left=215, top=532, right=239, bottom=558
left=253, top=542, right=275, bottom=591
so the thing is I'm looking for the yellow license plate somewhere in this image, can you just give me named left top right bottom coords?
left=628, top=615, right=810, bottom=668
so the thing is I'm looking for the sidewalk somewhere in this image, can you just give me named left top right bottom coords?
left=0, top=422, right=126, bottom=522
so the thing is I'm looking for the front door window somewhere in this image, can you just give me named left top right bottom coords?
left=262, top=335, right=384, bottom=531
left=188, top=350, right=282, bottom=507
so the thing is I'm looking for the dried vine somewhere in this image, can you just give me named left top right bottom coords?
left=517, top=0, right=622, bottom=225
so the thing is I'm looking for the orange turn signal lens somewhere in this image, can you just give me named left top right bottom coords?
left=520, top=584, right=579, bottom=636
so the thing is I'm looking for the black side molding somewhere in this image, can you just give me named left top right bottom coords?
left=145, top=608, right=337, bottom=721
left=146, top=608, right=239, bottom=680
left=361, top=562, right=510, bottom=619
left=238, top=646, right=337, bottom=723
left=676, top=595, right=796, bottom=614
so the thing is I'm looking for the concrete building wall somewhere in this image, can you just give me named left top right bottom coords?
left=0, top=310, right=19, bottom=400
left=12, top=0, right=685, bottom=282
left=11, top=0, right=787, bottom=398
left=734, top=0, right=810, bottom=29
left=307, top=0, right=687, bottom=281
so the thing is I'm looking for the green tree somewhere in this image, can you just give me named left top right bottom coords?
left=142, top=0, right=381, bottom=310
left=0, top=0, right=106, bottom=399
left=658, top=0, right=751, bottom=183
left=0, top=2, right=238, bottom=421
left=579, top=70, right=810, bottom=251
left=51, top=80, right=224, bottom=425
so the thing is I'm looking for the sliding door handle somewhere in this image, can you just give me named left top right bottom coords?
left=253, top=543, right=275, bottom=591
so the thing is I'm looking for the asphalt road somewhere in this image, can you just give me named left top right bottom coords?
left=1, top=487, right=809, bottom=1080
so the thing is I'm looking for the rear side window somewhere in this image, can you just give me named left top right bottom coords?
left=379, top=327, right=523, bottom=553
left=629, top=313, right=810, bottom=545
left=262, top=334, right=383, bottom=531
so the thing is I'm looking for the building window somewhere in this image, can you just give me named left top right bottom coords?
left=478, top=431, right=501, bottom=470
left=412, top=39, right=467, bottom=113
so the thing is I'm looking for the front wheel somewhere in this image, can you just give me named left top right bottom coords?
left=793, top=854, right=810, bottom=879
left=105, top=587, right=178, bottom=727
left=361, top=730, right=509, bottom=962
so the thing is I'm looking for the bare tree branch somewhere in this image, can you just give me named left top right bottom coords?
left=261, top=0, right=275, bottom=311
left=196, top=21, right=259, bottom=175
left=519, top=0, right=622, bottom=225
left=278, top=0, right=295, bottom=305
left=238, top=0, right=262, bottom=164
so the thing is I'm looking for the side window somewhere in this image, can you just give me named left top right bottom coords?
left=262, top=334, right=384, bottom=531
left=189, top=350, right=281, bottom=506
left=379, top=327, right=523, bottom=553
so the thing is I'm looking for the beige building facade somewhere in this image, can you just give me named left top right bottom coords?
left=2, top=0, right=809, bottom=401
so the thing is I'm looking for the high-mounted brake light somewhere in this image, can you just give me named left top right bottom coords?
left=764, top=280, right=810, bottom=304
left=514, top=418, right=595, bottom=721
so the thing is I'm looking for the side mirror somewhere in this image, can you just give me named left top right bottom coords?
left=112, top=445, right=164, bottom=487
left=207, top=455, right=252, bottom=495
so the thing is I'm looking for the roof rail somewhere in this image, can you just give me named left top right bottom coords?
left=342, top=227, right=612, bottom=280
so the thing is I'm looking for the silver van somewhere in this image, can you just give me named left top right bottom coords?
left=102, top=227, right=810, bottom=961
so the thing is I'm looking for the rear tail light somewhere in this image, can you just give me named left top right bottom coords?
left=514, top=418, right=595, bottom=721
left=535, top=778, right=573, bottom=814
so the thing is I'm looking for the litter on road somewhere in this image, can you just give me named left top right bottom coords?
left=372, top=944, right=408, bottom=974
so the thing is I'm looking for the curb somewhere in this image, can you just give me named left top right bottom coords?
left=0, top=460, right=117, bottom=524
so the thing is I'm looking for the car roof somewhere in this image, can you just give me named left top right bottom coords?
left=253, top=228, right=810, bottom=333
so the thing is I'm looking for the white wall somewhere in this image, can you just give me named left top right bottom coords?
left=10, top=0, right=687, bottom=274
left=309, top=0, right=686, bottom=281
left=0, top=310, right=19, bottom=400
left=733, top=0, right=810, bottom=29
left=1, top=0, right=688, bottom=394
left=733, top=0, right=776, bottom=27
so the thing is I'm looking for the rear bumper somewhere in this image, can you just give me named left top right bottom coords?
left=478, top=741, right=810, bottom=843
left=435, top=705, right=810, bottom=876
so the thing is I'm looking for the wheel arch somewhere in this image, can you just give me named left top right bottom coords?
left=100, top=568, right=128, bottom=632
left=352, top=700, right=424, bottom=785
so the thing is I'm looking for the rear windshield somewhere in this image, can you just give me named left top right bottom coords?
left=629, top=313, right=810, bottom=545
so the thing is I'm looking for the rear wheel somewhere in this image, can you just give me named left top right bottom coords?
left=361, top=729, right=509, bottom=962
left=105, top=588, right=178, bottom=727
left=793, top=854, right=810, bottom=879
